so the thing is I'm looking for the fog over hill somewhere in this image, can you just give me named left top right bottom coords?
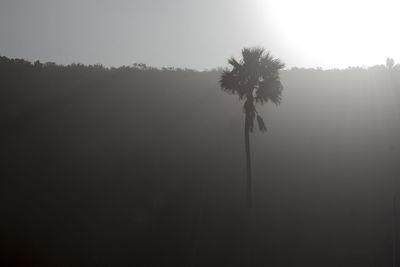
left=1, top=56, right=400, bottom=265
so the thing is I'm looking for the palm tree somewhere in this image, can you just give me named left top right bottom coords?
left=220, top=47, right=284, bottom=207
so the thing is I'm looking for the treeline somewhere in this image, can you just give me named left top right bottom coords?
left=0, top=55, right=205, bottom=73
left=1, top=54, right=399, bottom=124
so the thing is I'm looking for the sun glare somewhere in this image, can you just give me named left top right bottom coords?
left=263, top=0, right=400, bottom=68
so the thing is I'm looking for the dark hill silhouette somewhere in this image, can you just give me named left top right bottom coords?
left=1, top=55, right=400, bottom=266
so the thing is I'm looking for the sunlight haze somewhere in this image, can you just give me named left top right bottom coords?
left=264, top=0, right=400, bottom=68
left=0, top=0, right=398, bottom=69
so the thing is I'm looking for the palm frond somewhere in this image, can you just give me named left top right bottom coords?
left=256, top=115, right=267, bottom=133
left=242, top=47, right=264, bottom=65
left=219, top=69, right=237, bottom=94
left=228, top=57, right=241, bottom=69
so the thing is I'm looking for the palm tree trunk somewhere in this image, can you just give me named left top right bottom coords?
left=244, top=113, right=252, bottom=208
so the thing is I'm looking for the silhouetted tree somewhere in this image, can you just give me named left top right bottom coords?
left=387, top=58, right=395, bottom=69
left=220, top=47, right=284, bottom=207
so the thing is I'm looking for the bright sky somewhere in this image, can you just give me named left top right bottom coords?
left=0, top=0, right=399, bottom=69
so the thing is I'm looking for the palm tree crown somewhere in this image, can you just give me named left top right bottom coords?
left=220, top=47, right=284, bottom=132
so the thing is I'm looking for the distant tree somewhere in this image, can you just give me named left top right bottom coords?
left=34, top=60, right=42, bottom=68
left=132, top=63, right=148, bottom=70
left=44, top=62, right=57, bottom=68
left=220, top=47, right=284, bottom=207
left=387, top=58, right=395, bottom=69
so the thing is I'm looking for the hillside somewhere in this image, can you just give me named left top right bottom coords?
left=1, top=56, right=400, bottom=265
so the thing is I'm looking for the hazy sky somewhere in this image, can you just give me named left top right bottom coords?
left=1, top=0, right=399, bottom=69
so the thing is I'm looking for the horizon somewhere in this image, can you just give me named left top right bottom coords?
left=1, top=54, right=396, bottom=71
left=1, top=0, right=399, bottom=70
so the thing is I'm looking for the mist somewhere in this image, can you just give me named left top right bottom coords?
left=1, top=57, right=400, bottom=265
left=2, top=1, right=400, bottom=266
